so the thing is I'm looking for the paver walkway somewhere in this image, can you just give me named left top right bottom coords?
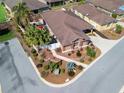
left=51, top=49, right=88, bottom=68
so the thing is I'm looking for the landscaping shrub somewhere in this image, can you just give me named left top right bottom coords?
left=71, top=51, right=74, bottom=54
left=76, top=50, right=81, bottom=57
left=57, top=60, right=63, bottom=66
left=68, top=53, right=71, bottom=56
left=86, top=47, right=96, bottom=58
left=31, top=48, right=36, bottom=54
left=44, top=65, right=49, bottom=70
left=41, top=71, right=49, bottom=78
left=115, top=24, right=122, bottom=34
left=77, top=65, right=83, bottom=70
left=88, top=57, right=92, bottom=62
left=36, top=64, right=43, bottom=68
left=112, top=13, right=117, bottom=18
left=61, top=68, right=65, bottom=74
left=79, top=0, right=85, bottom=4
left=80, top=57, right=84, bottom=62
left=33, top=53, right=38, bottom=57
left=40, top=57, right=44, bottom=63
left=53, top=63, right=59, bottom=70
left=40, top=51, right=46, bottom=58
left=68, top=70, right=75, bottom=77
left=49, top=62, right=59, bottom=72
left=55, top=48, right=61, bottom=52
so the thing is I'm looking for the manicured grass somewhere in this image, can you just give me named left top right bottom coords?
left=0, top=4, right=7, bottom=23
left=0, top=31, right=15, bottom=42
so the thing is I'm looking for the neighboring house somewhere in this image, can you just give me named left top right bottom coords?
left=4, top=0, right=49, bottom=13
left=24, top=0, right=50, bottom=13
left=72, top=3, right=117, bottom=31
left=86, top=0, right=124, bottom=19
left=42, top=10, right=93, bottom=52
left=0, top=22, right=10, bottom=35
left=45, top=0, right=64, bottom=7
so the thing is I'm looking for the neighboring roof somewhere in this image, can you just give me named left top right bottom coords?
left=1, top=37, right=124, bottom=93
left=24, top=0, right=48, bottom=10
left=73, top=3, right=117, bottom=25
left=45, top=0, right=64, bottom=3
left=42, top=10, right=92, bottom=46
left=0, top=22, right=10, bottom=31
left=4, top=0, right=48, bottom=10
left=86, top=0, right=124, bottom=14
left=119, top=5, right=124, bottom=11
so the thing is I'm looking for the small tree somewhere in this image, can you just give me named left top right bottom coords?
left=68, top=70, right=75, bottom=77
left=39, top=58, right=44, bottom=63
left=44, top=65, right=49, bottom=70
left=80, top=57, right=84, bottom=62
left=31, top=48, right=36, bottom=54
left=115, top=24, right=122, bottom=34
left=49, top=62, right=59, bottom=72
left=79, top=0, right=85, bottom=4
left=60, top=68, right=65, bottom=74
left=86, top=47, right=96, bottom=58
left=41, top=71, right=49, bottom=78
left=57, top=60, right=63, bottom=66
left=112, top=13, right=117, bottom=18
left=37, top=64, right=43, bottom=68
left=77, top=65, right=83, bottom=70
left=68, top=53, right=71, bottom=56
left=76, top=50, right=81, bottom=57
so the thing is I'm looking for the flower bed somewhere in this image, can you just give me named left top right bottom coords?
left=100, top=27, right=124, bottom=40
left=34, top=49, right=83, bottom=84
left=56, top=46, right=101, bottom=65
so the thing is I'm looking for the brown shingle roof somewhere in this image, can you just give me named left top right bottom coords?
left=24, top=0, right=48, bottom=10
left=42, top=10, right=92, bottom=46
left=73, top=4, right=117, bottom=25
left=86, top=0, right=124, bottom=14
left=4, top=0, right=48, bottom=10
left=46, top=0, right=64, bottom=3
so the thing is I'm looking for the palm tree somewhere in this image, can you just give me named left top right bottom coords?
left=24, top=26, right=51, bottom=46
left=13, top=2, right=30, bottom=27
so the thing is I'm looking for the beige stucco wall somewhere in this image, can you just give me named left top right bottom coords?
left=61, top=39, right=89, bottom=53
left=74, top=10, right=116, bottom=31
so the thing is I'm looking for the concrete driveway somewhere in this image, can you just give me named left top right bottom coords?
left=89, top=34, right=118, bottom=54
left=117, top=22, right=124, bottom=27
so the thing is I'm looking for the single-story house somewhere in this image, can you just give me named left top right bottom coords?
left=4, top=0, right=49, bottom=13
left=86, top=0, right=124, bottom=19
left=42, top=10, right=93, bottom=52
left=72, top=3, right=117, bottom=31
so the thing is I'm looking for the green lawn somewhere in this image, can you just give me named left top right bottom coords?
left=0, top=4, right=7, bottom=23
left=0, top=31, right=15, bottom=42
